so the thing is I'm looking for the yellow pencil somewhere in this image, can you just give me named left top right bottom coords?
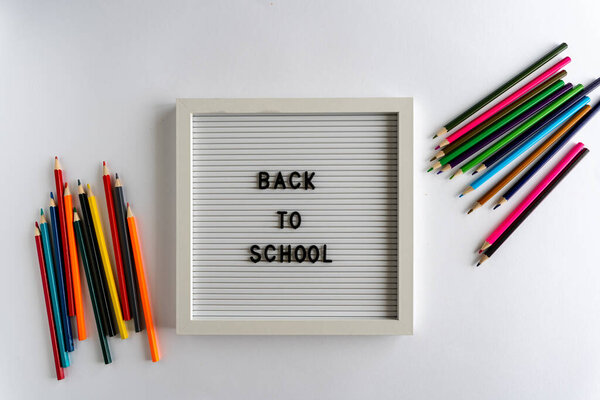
left=87, top=184, right=128, bottom=339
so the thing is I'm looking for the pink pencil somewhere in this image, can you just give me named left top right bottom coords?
left=479, top=142, right=584, bottom=252
left=436, top=57, right=571, bottom=149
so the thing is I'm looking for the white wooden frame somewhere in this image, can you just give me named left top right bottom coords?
left=176, top=98, right=413, bottom=335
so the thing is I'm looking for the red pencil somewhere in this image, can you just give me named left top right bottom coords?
left=54, top=157, right=74, bottom=316
left=102, top=162, right=131, bottom=320
left=35, top=222, right=65, bottom=381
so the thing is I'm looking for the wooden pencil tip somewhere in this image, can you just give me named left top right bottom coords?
left=54, top=156, right=61, bottom=170
left=480, top=241, right=491, bottom=251
left=441, top=164, right=451, bottom=173
left=126, top=203, right=133, bottom=218
left=477, top=255, right=489, bottom=267
left=461, top=186, right=474, bottom=197
left=433, top=127, right=447, bottom=139
left=103, top=161, right=109, bottom=176
left=475, top=165, right=486, bottom=174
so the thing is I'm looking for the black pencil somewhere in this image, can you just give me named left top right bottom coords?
left=114, top=174, right=143, bottom=332
left=478, top=147, right=589, bottom=266
left=78, top=180, right=117, bottom=337
left=73, top=209, right=112, bottom=364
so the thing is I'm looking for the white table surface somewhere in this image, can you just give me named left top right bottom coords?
left=2, top=1, right=600, bottom=399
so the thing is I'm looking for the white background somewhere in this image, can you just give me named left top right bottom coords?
left=1, top=1, right=600, bottom=399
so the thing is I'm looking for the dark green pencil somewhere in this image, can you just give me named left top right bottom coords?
left=73, top=209, right=112, bottom=364
left=433, top=42, right=568, bottom=139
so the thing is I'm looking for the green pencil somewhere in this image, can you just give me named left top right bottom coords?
left=433, top=42, right=568, bottom=138
left=451, top=84, right=583, bottom=177
left=431, top=80, right=565, bottom=171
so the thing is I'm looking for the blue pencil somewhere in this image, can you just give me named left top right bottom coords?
left=473, top=76, right=600, bottom=175
left=495, top=101, right=600, bottom=209
left=49, top=193, right=74, bottom=352
left=462, top=97, right=590, bottom=196
left=39, top=210, right=70, bottom=368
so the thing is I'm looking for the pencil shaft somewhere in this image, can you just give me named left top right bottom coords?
left=440, top=81, right=566, bottom=166
left=39, top=221, right=70, bottom=368
left=458, top=84, right=583, bottom=174
left=502, top=101, right=600, bottom=202
left=444, top=56, right=570, bottom=143
left=54, top=168, right=74, bottom=316
left=127, top=211, right=159, bottom=362
left=88, top=192, right=129, bottom=339
left=114, top=185, right=143, bottom=332
left=49, top=203, right=73, bottom=352
left=470, top=98, right=589, bottom=190
left=35, top=231, right=65, bottom=380
left=441, top=43, right=567, bottom=132
left=446, top=84, right=571, bottom=170
left=443, top=70, right=567, bottom=154
left=479, top=80, right=597, bottom=170
left=485, top=148, right=589, bottom=259
left=485, top=142, right=584, bottom=245
left=103, top=173, right=131, bottom=321
left=74, top=218, right=112, bottom=364
left=64, top=194, right=86, bottom=340
left=476, top=104, right=592, bottom=206
left=79, top=191, right=117, bottom=337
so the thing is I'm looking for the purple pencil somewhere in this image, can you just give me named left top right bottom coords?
left=437, top=83, right=572, bottom=176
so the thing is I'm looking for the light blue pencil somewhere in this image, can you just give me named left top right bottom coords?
left=462, top=96, right=590, bottom=196
left=39, top=210, right=70, bottom=368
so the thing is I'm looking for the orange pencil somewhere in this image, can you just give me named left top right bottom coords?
left=127, top=204, right=159, bottom=362
left=63, top=183, right=87, bottom=340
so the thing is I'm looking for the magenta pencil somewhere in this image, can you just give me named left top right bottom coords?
left=441, top=57, right=571, bottom=147
left=479, top=142, right=584, bottom=252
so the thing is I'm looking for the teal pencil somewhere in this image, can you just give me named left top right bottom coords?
left=39, top=210, right=70, bottom=368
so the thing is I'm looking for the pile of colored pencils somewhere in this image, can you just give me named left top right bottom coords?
left=33, top=159, right=159, bottom=380
left=428, top=42, right=596, bottom=266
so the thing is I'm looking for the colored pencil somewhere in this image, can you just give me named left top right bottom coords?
left=468, top=104, right=591, bottom=213
left=430, top=81, right=567, bottom=172
left=440, top=84, right=571, bottom=177
left=49, top=194, right=74, bottom=352
left=78, top=180, right=117, bottom=337
left=63, top=183, right=86, bottom=340
left=473, top=77, right=600, bottom=174
left=114, top=174, right=143, bottom=332
left=433, top=70, right=567, bottom=155
left=34, top=222, right=65, bottom=380
left=54, top=157, right=74, bottom=316
left=433, top=42, right=568, bottom=139
left=39, top=211, right=70, bottom=368
left=87, top=184, right=128, bottom=339
left=102, top=162, right=131, bottom=321
left=461, top=98, right=590, bottom=198
left=479, top=142, right=584, bottom=252
left=73, top=209, right=112, bottom=364
left=127, top=204, right=159, bottom=362
left=495, top=101, right=600, bottom=209
left=436, top=56, right=570, bottom=144
left=478, top=148, right=589, bottom=266
left=451, top=84, right=582, bottom=178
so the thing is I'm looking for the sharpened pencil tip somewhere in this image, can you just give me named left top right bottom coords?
left=115, top=173, right=119, bottom=179
left=459, top=194, right=463, bottom=198
left=476, top=262, right=481, bottom=267
left=55, top=156, right=58, bottom=160
left=449, top=175, right=454, bottom=180
left=493, top=204, right=500, bottom=210
left=50, top=192, right=54, bottom=199
left=103, top=161, right=106, bottom=166
left=478, top=250, right=482, bottom=254
left=429, top=156, right=436, bottom=162
left=436, top=171, right=442, bottom=175
left=434, top=145, right=440, bottom=150
left=77, top=179, right=81, bottom=185
left=40, top=208, right=44, bottom=215
left=467, top=209, right=473, bottom=214
left=427, top=168, right=433, bottom=172
left=472, top=171, right=478, bottom=175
